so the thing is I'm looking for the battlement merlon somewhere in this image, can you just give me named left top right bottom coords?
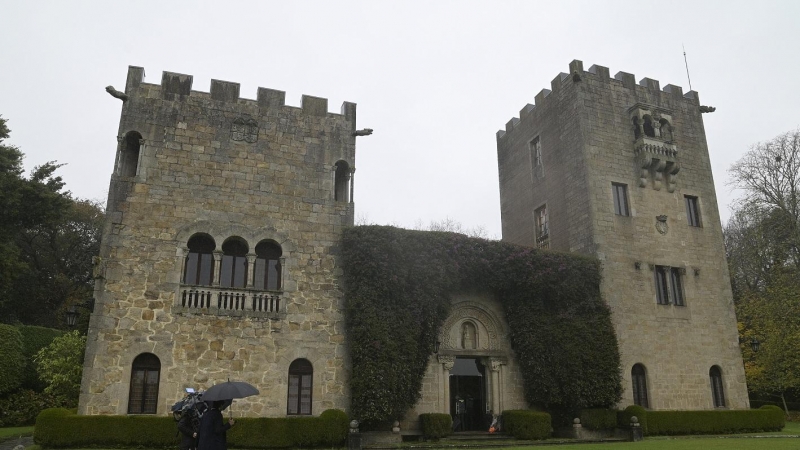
left=496, top=59, right=701, bottom=141
left=122, top=65, right=356, bottom=119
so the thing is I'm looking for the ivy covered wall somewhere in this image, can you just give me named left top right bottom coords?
left=341, top=226, right=622, bottom=424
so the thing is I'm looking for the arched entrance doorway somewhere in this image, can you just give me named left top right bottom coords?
left=450, top=357, right=486, bottom=431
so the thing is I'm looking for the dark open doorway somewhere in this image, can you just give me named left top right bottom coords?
left=450, top=357, right=486, bottom=431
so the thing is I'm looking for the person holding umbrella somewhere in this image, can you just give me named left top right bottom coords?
left=197, top=379, right=259, bottom=450
left=197, top=400, right=234, bottom=450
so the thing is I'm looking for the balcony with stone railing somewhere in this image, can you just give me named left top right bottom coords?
left=634, top=136, right=680, bottom=193
left=175, top=286, right=284, bottom=318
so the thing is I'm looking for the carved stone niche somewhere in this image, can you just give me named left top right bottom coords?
left=629, top=104, right=679, bottom=192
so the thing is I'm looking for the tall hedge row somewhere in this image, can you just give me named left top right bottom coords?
left=17, top=325, right=64, bottom=391
left=0, top=323, right=25, bottom=396
left=342, top=226, right=622, bottom=424
left=35, top=408, right=349, bottom=448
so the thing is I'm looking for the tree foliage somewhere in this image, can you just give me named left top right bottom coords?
left=0, top=324, right=26, bottom=396
left=737, top=269, right=800, bottom=415
left=728, top=129, right=800, bottom=280
left=0, top=115, right=103, bottom=328
left=342, top=226, right=621, bottom=424
left=727, top=129, right=800, bottom=413
left=35, top=330, right=86, bottom=406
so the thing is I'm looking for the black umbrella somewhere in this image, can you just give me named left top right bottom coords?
left=201, top=380, right=260, bottom=401
left=201, top=379, right=259, bottom=418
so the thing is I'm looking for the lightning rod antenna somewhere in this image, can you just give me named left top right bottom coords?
left=683, top=44, right=693, bottom=91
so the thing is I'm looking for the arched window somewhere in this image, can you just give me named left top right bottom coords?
left=710, top=366, right=726, bottom=407
left=220, top=238, right=248, bottom=289
left=334, top=160, right=350, bottom=202
left=119, top=131, right=142, bottom=177
left=631, top=364, right=649, bottom=408
left=184, top=234, right=216, bottom=286
left=288, top=359, right=313, bottom=415
left=254, top=240, right=282, bottom=291
left=128, top=353, right=160, bottom=414
left=642, top=116, right=655, bottom=138
left=632, top=117, right=642, bottom=139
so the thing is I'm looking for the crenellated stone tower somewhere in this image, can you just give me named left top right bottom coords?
left=496, top=60, right=748, bottom=410
left=80, top=67, right=358, bottom=416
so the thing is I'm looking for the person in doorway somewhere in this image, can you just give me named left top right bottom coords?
left=198, top=400, right=235, bottom=450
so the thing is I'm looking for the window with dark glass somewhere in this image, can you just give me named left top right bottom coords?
left=254, top=240, right=282, bottom=291
left=654, top=266, right=670, bottom=305
left=128, top=353, right=160, bottom=414
left=685, top=195, right=701, bottom=227
left=220, top=239, right=248, bottom=289
left=612, top=183, right=629, bottom=216
left=118, top=131, right=142, bottom=178
left=710, top=366, right=726, bottom=408
left=287, top=359, right=313, bottom=415
left=184, top=234, right=216, bottom=286
left=530, top=136, right=542, bottom=167
left=670, top=268, right=685, bottom=306
left=631, top=364, right=649, bottom=408
left=534, top=204, right=549, bottom=249
left=334, top=160, right=350, bottom=202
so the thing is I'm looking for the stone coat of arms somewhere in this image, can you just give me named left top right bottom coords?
left=231, top=117, right=259, bottom=143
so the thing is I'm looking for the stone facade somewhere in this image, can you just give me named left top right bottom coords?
left=81, top=60, right=748, bottom=426
left=80, top=67, right=356, bottom=416
left=496, top=60, right=748, bottom=410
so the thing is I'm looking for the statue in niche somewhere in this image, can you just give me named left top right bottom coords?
left=461, top=322, right=477, bottom=350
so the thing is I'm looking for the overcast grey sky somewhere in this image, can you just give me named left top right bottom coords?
left=2, top=0, right=799, bottom=238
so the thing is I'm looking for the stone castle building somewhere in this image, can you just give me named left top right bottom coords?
left=496, top=60, right=748, bottom=410
left=79, top=61, right=747, bottom=425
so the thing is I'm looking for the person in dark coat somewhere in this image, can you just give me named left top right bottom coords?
left=177, top=411, right=198, bottom=450
left=198, top=400, right=235, bottom=450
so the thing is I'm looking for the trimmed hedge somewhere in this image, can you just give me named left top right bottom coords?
left=617, top=405, right=648, bottom=434
left=419, top=413, right=452, bottom=439
left=17, top=325, right=64, bottom=391
left=614, top=405, right=784, bottom=436
left=580, top=408, right=617, bottom=431
left=35, top=408, right=349, bottom=448
left=502, top=410, right=551, bottom=440
left=0, top=324, right=25, bottom=396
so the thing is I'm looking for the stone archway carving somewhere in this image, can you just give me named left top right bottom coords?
left=439, top=301, right=502, bottom=351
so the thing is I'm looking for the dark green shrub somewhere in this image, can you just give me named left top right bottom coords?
left=0, top=389, right=62, bottom=427
left=419, top=413, right=452, bottom=439
left=343, top=226, right=621, bottom=423
left=580, top=408, right=618, bottom=430
left=17, top=325, right=63, bottom=391
left=0, top=324, right=25, bottom=396
left=35, top=408, right=349, bottom=448
left=758, top=405, right=785, bottom=429
left=502, top=410, right=551, bottom=440
left=318, top=409, right=349, bottom=445
left=228, top=417, right=293, bottom=448
left=617, top=405, right=648, bottom=435
left=645, top=407, right=784, bottom=436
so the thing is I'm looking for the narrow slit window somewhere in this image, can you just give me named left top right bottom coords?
left=670, top=268, right=685, bottom=306
left=631, top=364, right=649, bottom=408
left=612, top=183, right=629, bottom=216
left=685, top=195, right=701, bottom=227
left=654, top=266, right=670, bottom=305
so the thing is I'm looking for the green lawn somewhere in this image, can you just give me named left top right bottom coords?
left=0, top=426, right=34, bottom=440
left=481, top=438, right=800, bottom=450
